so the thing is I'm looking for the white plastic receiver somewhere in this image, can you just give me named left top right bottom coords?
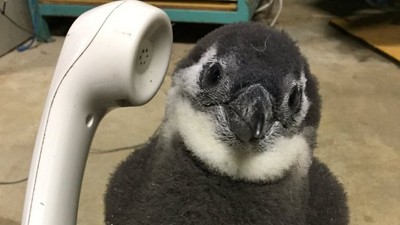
left=21, top=1, right=172, bottom=224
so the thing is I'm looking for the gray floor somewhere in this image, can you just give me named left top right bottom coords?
left=1, top=0, right=399, bottom=224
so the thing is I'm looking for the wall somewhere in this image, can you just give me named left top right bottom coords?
left=0, top=0, right=34, bottom=57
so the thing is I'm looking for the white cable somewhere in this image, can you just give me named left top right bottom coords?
left=256, top=0, right=274, bottom=13
left=255, top=0, right=283, bottom=27
left=270, top=0, right=283, bottom=27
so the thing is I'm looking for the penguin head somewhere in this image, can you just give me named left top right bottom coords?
left=163, top=23, right=320, bottom=182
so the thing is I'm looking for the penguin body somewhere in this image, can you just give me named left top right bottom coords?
left=105, top=23, right=349, bottom=225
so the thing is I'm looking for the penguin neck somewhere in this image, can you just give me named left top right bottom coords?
left=161, top=94, right=312, bottom=183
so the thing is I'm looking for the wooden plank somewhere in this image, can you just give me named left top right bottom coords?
left=39, top=0, right=237, bottom=11
left=152, top=0, right=237, bottom=2
left=330, top=13, right=400, bottom=64
left=39, top=0, right=108, bottom=5
left=148, top=1, right=236, bottom=10
left=40, top=0, right=109, bottom=4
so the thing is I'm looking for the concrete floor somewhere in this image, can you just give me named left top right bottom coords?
left=1, top=0, right=399, bottom=224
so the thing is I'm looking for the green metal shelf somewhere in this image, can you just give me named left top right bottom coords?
left=28, top=0, right=261, bottom=42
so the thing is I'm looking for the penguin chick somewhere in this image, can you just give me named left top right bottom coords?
left=105, top=23, right=349, bottom=225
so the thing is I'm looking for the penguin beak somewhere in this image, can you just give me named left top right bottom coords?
left=224, top=84, right=274, bottom=143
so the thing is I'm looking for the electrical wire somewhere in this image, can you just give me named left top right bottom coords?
left=90, top=126, right=160, bottom=154
left=256, top=0, right=274, bottom=13
left=271, top=0, right=283, bottom=27
left=1, top=120, right=159, bottom=186
left=0, top=0, right=45, bottom=51
left=0, top=177, right=28, bottom=185
left=0, top=143, right=141, bottom=185
left=1, top=11, right=34, bottom=35
left=255, top=0, right=284, bottom=27
left=0, top=128, right=159, bottom=185
left=90, top=143, right=145, bottom=154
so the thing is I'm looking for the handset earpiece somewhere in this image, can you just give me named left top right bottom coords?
left=22, top=1, right=172, bottom=224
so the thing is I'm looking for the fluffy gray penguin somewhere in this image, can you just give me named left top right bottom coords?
left=105, top=23, right=349, bottom=225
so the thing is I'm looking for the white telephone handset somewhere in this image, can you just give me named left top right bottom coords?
left=21, top=1, right=172, bottom=224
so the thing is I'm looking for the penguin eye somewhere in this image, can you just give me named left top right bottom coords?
left=288, top=86, right=302, bottom=112
left=202, top=63, right=222, bottom=88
